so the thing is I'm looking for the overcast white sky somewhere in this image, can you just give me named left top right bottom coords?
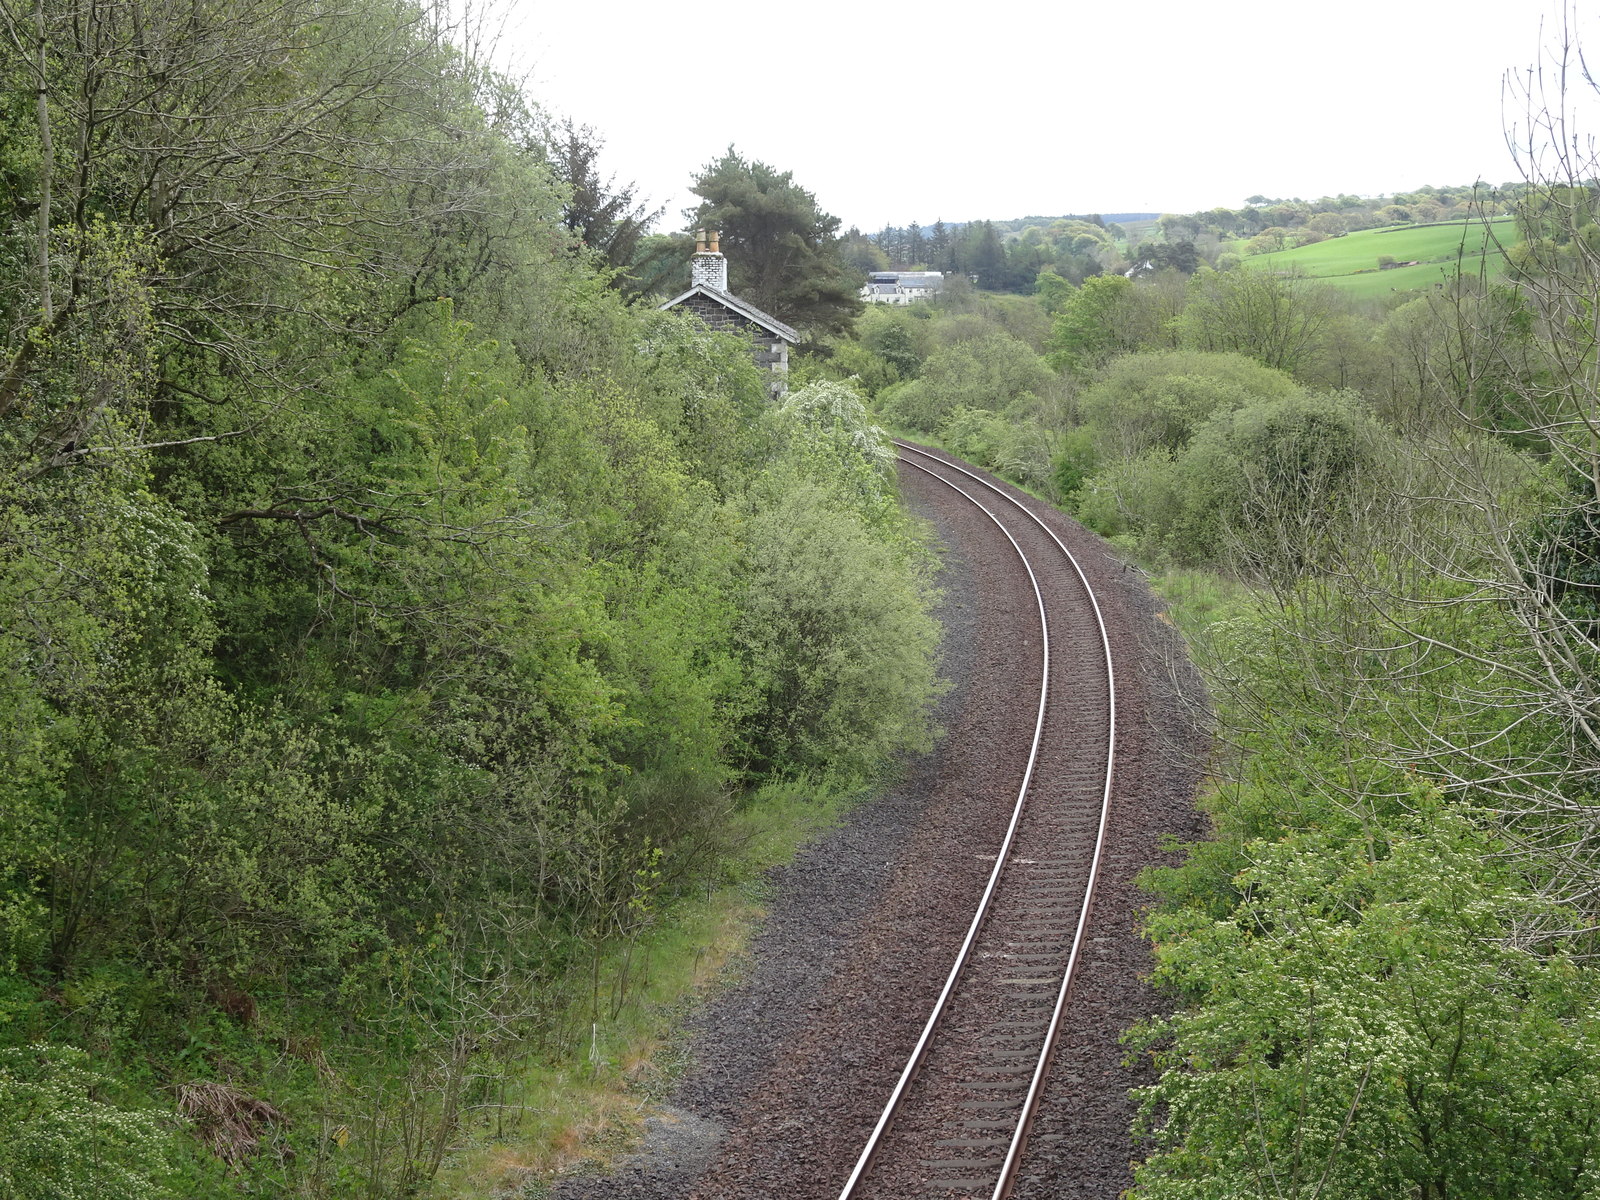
left=496, top=0, right=1587, bottom=233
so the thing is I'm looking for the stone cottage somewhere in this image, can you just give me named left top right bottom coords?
left=658, top=231, right=799, bottom=398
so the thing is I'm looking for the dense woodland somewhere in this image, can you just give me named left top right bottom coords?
left=0, top=1, right=934, bottom=1194
left=9, top=0, right=1600, bottom=1195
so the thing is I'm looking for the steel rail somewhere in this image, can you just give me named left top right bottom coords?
left=835, top=453, right=1053, bottom=1200
left=837, top=442, right=1119, bottom=1200
left=904, top=445, right=1120, bottom=1199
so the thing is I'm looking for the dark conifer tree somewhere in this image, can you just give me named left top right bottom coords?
left=689, top=147, right=864, bottom=338
left=548, top=119, right=667, bottom=292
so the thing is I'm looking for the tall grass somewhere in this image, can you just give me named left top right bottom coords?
left=1146, top=567, right=1250, bottom=640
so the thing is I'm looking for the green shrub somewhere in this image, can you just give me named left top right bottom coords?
left=939, top=406, right=1009, bottom=473
left=1078, top=349, right=1300, bottom=460
left=1072, top=450, right=1181, bottom=542
left=727, top=474, right=941, bottom=782
left=1170, top=389, right=1390, bottom=572
left=1050, top=428, right=1097, bottom=504
left=878, top=332, right=1053, bottom=434
left=1133, top=811, right=1600, bottom=1200
left=0, top=1046, right=174, bottom=1200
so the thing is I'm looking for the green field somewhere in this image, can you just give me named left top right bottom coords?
left=1240, top=217, right=1520, bottom=298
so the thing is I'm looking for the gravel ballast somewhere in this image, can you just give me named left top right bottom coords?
left=554, top=452, right=1209, bottom=1200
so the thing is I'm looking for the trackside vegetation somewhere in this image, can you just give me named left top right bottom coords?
left=13, top=0, right=1600, bottom=1194
left=0, top=1, right=938, bottom=1194
left=819, top=21, right=1600, bottom=1194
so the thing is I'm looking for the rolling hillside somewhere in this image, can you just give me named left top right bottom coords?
left=1241, top=217, right=1519, bottom=297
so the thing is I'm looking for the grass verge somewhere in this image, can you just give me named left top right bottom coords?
left=430, top=778, right=857, bottom=1198
left=1145, top=565, right=1249, bottom=640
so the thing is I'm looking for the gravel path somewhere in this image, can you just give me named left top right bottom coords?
left=554, top=452, right=1209, bottom=1200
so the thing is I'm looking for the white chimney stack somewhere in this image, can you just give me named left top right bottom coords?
left=691, top=229, right=728, bottom=291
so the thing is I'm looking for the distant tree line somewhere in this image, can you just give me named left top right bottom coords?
left=849, top=185, right=1523, bottom=299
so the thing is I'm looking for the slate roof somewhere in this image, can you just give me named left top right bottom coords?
left=658, top=284, right=801, bottom=344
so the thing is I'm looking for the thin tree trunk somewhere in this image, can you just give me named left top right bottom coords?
left=34, top=0, right=51, bottom=323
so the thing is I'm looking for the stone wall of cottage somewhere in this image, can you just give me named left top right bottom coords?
left=678, top=292, right=790, bottom=393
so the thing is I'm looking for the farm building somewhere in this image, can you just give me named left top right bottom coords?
left=860, top=271, right=947, bottom=305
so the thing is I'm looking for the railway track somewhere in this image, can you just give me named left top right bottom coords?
left=837, top=442, right=1119, bottom=1200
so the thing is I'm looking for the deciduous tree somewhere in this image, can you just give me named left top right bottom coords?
left=1177, top=267, right=1338, bottom=380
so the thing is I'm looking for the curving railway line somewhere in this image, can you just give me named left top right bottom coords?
left=835, top=441, right=1119, bottom=1200
left=555, top=442, right=1207, bottom=1200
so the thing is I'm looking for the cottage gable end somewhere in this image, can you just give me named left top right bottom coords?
left=658, top=230, right=799, bottom=396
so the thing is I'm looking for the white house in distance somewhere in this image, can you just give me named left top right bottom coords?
left=861, top=271, right=946, bottom=305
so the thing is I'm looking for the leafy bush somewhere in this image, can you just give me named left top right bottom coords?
left=727, top=471, right=942, bottom=782
left=0, top=1046, right=175, bottom=1200
left=1170, top=389, right=1391, bottom=572
left=1072, top=450, right=1181, bottom=543
left=1050, top=428, right=1097, bottom=504
left=1133, top=811, right=1600, bottom=1200
left=775, top=379, right=898, bottom=518
left=939, top=407, right=1010, bottom=473
left=858, top=306, right=928, bottom=377
left=878, top=332, right=1054, bottom=433
left=1077, top=350, right=1301, bottom=460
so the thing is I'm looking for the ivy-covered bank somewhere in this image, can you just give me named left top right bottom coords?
left=0, top=3, right=939, bottom=1194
